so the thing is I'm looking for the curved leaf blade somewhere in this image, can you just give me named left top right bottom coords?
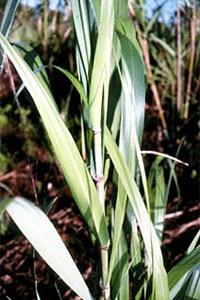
left=4, top=197, right=93, bottom=300
left=168, top=246, right=200, bottom=291
left=115, top=16, right=145, bottom=144
left=105, top=127, right=169, bottom=300
left=0, top=32, right=109, bottom=248
left=88, top=0, right=114, bottom=128
left=0, top=0, right=20, bottom=73
left=0, top=0, right=20, bottom=37
left=53, top=65, right=88, bottom=105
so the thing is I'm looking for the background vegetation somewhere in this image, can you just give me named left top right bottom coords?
left=0, top=0, right=199, bottom=299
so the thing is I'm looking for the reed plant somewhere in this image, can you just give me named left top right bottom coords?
left=131, top=0, right=200, bottom=123
left=0, top=1, right=199, bottom=299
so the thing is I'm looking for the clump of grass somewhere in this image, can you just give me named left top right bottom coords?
left=0, top=1, right=199, bottom=300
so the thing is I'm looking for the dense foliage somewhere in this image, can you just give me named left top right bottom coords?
left=0, top=1, right=199, bottom=300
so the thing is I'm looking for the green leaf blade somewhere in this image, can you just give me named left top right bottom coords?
left=0, top=32, right=109, bottom=248
left=5, top=197, right=93, bottom=300
left=105, top=127, right=169, bottom=300
left=168, top=247, right=200, bottom=291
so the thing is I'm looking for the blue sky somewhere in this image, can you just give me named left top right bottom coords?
left=21, top=0, right=180, bottom=23
left=146, top=0, right=177, bottom=22
left=146, top=0, right=186, bottom=23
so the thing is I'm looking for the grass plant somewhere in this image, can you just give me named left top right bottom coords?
left=0, top=1, right=199, bottom=300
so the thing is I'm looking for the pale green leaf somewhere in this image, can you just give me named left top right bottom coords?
left=91, top=0, right=101, bottom=25
left=169, top=266, right=200, bottom=300
left=4, top=197, right=93, bottom=300
left=105, top=127, right=169, bottom=300
left=88, top=0, right=114, bottom=128
left=187, top=230, right=200, bottom=254
left=185, top=267, right=200, bottom=300
left=0, top=32, right=109, bottom=248
left=71, top=0, right=91, bottom=79
left=115, top=16, right=145, bottom=143
left=107, top=18, right=146, bottom=282
left=107, top=181, right=127, bottom=285
left=111, top=231, right=129, bottom=300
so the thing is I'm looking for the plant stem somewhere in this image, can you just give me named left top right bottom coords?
left=141, top=38, right=167, bottom=130
left=42, top=0, right=49, bottom=62
left=93, top=128, right=104, bottom=211
left=92, top=128, right=110, bottom=299
left=184, top=0, right=196, bottom=119
left=130, top=9, right=167, bottom=131
left=100, top=246, right=110, bottom=300
left=177, top=0, right=182, bottom=114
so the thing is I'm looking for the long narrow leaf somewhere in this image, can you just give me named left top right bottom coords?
left=13, top=42, right=56, bottom=106
left=0, top=0, right=20, bottom=73
left=187, top=230, right=200, bottom=254
left=0, top=32, right=109, bottom=248
left=168, top=246, right=200, bottom=291
left=53, top=65, right=88, bottom=105
left=115, top=18, right=150, bottom=217
left=106, top=17, right=147, bottom=283
left=71, top=0, right=91, bottom=79
left=105, top=127, right=169, bottom=299
left=3, top=197, right=93, bottom=300
left=0, top=0, right=20, bottom=37
left=115, top=16, right=145, bottom=143
left=148, top=157, right=166, bottom=242
left=150, top=33, right=175, bottom=57
left=88, top=0, right=114, bottom=128
left=107, top=181, right=127, bottom=284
